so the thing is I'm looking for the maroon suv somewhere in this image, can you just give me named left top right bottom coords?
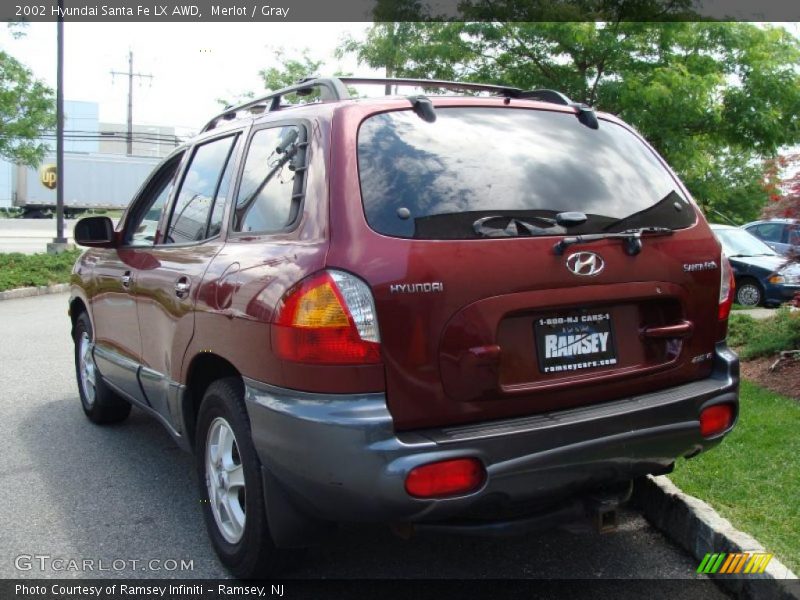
left=70, top=77, right=739, bottom=577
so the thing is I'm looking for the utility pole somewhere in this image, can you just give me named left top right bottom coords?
left=111, top=50, right=152, bottom=156
left=48, top=0, right=67, bottom=254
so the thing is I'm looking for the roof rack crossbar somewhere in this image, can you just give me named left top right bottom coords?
left=338, top=76, right=523, bottom=98
left=201, top=77, right=350, bottom=133
left=518, top=89, right=573, bottom=105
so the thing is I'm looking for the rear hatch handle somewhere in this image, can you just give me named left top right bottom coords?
left=640, top=320, right=694, bottom=340
left=464, top=344, right=502, bottom=366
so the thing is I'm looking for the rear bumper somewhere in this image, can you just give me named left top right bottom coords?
left=244, top=342, right=738, bottom=526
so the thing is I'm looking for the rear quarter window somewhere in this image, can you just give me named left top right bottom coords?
left=357, top=107, right=695, bottom=239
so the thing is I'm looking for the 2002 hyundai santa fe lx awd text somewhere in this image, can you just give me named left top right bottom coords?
left=68, top=77, right=739, bottom=577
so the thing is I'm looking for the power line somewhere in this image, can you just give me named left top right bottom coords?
left=3, top=129, right=187, bottom=147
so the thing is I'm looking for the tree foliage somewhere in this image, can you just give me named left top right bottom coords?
left=226, top=48, right=354, bottom=109
left=337, top=21, right=800, bottom=223
left=260, top=48, right=324, bottom=96
left=762, top=153, right=800, bottom=220
left=0, top=49, right=55, bottom=167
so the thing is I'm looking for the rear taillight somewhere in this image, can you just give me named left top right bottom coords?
left=273, top=270, right=381, bottom=364
left=718, top=253, right=735, bottom=321
left=699, top=403, right=735, bottom=438
left=405, top=458, right=486, bottom=499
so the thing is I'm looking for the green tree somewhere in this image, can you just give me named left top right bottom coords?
left=763, top=153, right=800, bottom=220
left=259, top=48, right=324, bottom=103
left=221, top=48, right=353, bottom=109
left=338, top=22, right=800, bottom=223
left=0, top=49, right=55, bottom=166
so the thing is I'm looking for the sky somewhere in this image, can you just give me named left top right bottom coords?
left=0, top=23, right=376, bottom=137
left=2, top=21, right=798, bottom=141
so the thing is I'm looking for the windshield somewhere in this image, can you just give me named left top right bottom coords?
left=714, top=228, right=778, bottom=257
left=357, top=107, right=695, bottom=240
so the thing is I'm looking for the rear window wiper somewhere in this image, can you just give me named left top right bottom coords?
left=553, top=226, right=674, bottom=256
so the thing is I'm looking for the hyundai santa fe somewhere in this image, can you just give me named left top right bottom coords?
left=69, top=77, right=739, bottom=577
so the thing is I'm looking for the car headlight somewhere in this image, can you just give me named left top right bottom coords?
left=772, top=268, right=800, bottom=285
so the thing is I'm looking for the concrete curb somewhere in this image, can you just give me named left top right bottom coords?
left=634, top=475, right=799, bottom=599
left=0, top=283, right=69, bottom=301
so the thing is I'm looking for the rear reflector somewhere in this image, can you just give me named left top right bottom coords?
left=405, top=458, right=486, bottom=499
left=699, top=404, right=734, bottom=438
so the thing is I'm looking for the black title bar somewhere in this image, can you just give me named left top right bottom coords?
left=5, top=0, right=800, bottom=22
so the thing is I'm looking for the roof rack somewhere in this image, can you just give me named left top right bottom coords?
left=200, top=76, right=595, bottom=133
left=200, top=77, right=350, bottom=133
left=338, top=77, right=524, bottom=98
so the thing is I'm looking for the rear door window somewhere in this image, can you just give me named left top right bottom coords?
left=357, top=107, right=695, bottom=239
left=752, top=223, right=784, bottom=243
left=164, top=134, right=238, bottom=244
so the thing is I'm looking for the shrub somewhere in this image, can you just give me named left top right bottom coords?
left=728, top=308, right=800, bottom=359
left=0, top=250, right=81, bottom=291
left=726, top=313, right=757, bottom=348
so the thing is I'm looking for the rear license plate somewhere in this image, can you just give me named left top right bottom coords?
left=534, top=312, right=617, bottom=374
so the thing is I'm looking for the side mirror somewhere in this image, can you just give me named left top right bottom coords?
left=74, top=216, right=116, bottom=248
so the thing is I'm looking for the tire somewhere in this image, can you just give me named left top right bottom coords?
left=735, top=278, right=764, bottom=307
left=73, top=312, right=131, bottom=424
left=195, top=377, right=298, bottom=578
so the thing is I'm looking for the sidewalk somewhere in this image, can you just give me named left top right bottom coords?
left=735, top=307, right=780, bottom=320
left=0, top=218, right=80, bottom=254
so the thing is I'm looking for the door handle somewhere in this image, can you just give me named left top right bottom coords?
left=174, top=277, right=191, bottom=298
left=121, top=271, right=132, bottom=288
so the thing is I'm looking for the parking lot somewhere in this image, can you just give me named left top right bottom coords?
left=0, top=219, right=81, bottom=254
left=0, top=292, right=726, bottom=594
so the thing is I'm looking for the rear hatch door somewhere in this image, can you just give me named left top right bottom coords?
left=328, top=102, right=722, bottom=431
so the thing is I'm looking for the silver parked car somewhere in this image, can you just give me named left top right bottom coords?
left=742, top=218, right=800, bottom=257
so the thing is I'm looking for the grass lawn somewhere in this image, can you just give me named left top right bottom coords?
left=670, top=380, right=800, bottom=573
left=0, top=250, right=81, bottom=292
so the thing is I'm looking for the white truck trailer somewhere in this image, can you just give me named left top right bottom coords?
left=14, top=152, right=162, bottom=217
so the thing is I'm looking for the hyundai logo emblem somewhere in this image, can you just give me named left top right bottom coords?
left=566, top=252, right=605, bottom=276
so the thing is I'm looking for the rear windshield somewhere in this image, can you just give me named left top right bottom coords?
left=357, top=107, right=695, bottom=239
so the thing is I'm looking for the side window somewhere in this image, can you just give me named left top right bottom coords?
left=208, top=147, right=238, bottom=238
left=788, top=226, right=800, bottom=246
left=232, top=125, right=305, bottom=234
left=165, top=135, right=237, bottom=244
left=125, top=154, right=183, bottom=247
left=754, top=223, right=782, bottom=243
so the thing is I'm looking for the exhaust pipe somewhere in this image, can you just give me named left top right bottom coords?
left=583, top=480, right=633, bottom=534
left=590, top=504, right=619, bottom=534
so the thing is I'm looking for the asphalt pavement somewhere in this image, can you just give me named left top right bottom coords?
left=0, top=293, right=728, bottom=596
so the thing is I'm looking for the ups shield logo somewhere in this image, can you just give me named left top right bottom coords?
left=40, top=164, right=57, bottom=190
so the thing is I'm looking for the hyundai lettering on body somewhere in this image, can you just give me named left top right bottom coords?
left=389, top=282, right=444, bottom=294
